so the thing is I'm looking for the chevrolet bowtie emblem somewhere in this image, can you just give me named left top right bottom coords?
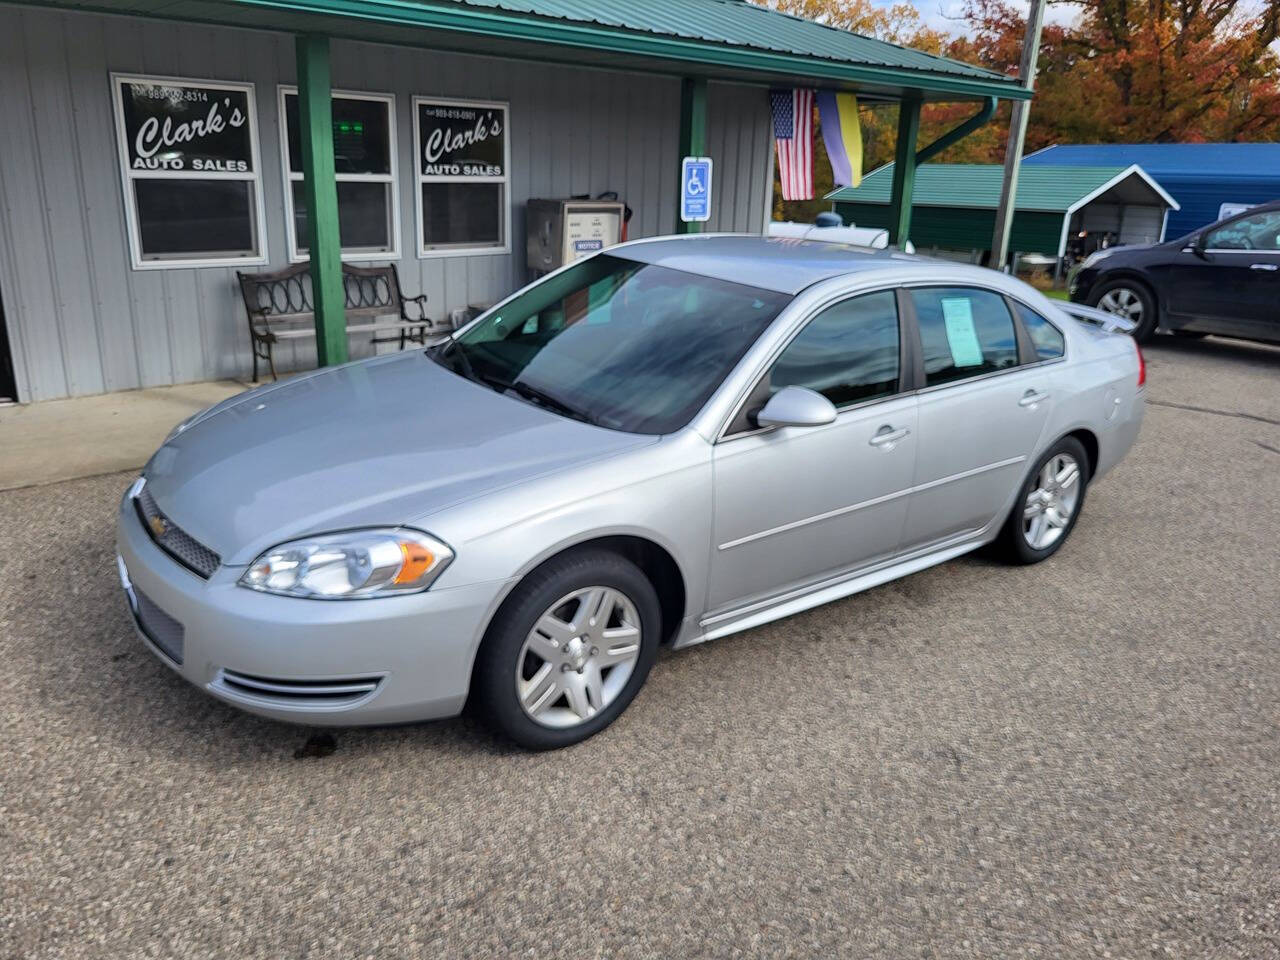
left=148, top=515, right=168, bottom=538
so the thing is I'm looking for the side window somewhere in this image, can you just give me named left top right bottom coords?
left=1204, top=210, right=1280, bottom=251
left=1013, top=302, right=1065, bottom=360
left=910, top=287, right=1018, bottom=387
left=769, top=291, right=900, bottom=407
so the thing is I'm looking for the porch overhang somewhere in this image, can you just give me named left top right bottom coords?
left=22, top=0, right=1031, bottom=103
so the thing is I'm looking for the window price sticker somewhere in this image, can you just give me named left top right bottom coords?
left=941, top=297, right=984, bottom=367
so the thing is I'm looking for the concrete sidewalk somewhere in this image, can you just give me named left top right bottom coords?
left=0, top=380, right=250, bottom=491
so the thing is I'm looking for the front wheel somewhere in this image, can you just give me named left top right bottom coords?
left=473, top=549, right=661, bottom=750
left=1092, top=279, right=1157, bottom=342
left=997, top=436, right=1089, bottom=565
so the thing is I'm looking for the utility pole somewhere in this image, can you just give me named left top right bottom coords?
left=990, top=0, right=1047, bottom=272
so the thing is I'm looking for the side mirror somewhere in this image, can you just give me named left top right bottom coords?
left=754, top=386, right=837, bottom=429
left=1187, top=233, right=1209, bottom=259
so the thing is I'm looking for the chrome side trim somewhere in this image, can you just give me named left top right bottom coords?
left=716, top=454, right=1025, bottom=551
left=699, top=532, right=986, bottom=641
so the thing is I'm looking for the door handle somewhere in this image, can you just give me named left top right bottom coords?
left=1249, top=262, right=1279, bottom=272
left=1019, top=390, right=1050, bottom=407
left=869, top=425, right=910, bottom=447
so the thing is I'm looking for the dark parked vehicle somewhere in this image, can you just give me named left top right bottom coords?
left=1071, top=200, right=1280, bottom=344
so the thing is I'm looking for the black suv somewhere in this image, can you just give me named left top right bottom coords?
left=1070, top=200, right=1280, bottom=344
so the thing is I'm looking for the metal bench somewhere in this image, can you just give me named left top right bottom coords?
left=237, top=262, right=441, bottom=381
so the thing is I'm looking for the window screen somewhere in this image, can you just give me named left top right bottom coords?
left=910, top=287, right=1019, bottom=387
left=770, top=291, right=900, bottom=406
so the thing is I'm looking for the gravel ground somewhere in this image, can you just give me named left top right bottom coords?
left=2, top=336, right=1278, bottom=959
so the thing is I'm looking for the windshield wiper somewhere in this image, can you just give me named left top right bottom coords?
left=483, top=375, right=599, bottom=426
left=431, top=341, right=598, bottom=426
left=431, top=337, right=478, bottom=382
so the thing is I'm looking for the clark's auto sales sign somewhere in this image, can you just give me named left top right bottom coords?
left=417, top=100, right=506, bottom=178
left=117, top=78, right=254, bottom=173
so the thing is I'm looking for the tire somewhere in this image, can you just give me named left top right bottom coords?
left=473, top=548, right=661, bottom=750
left=1091, top=278, right=1158, bottom=342
left=997, top=435, right=1090, bottom=565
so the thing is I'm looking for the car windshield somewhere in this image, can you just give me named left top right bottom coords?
left=430, top=254, right=791, bottom=434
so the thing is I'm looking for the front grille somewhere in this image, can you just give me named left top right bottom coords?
left=213, top=669, right=383, bottom=709
left=135, top=486, right=220, bottom=578
left=134, top=586, right=185, bottom=664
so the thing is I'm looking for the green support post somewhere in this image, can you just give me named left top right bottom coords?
left=887, top=97, right=922, bottom=249
left=296, top=34, right=347, bottom=366
left=675, top=77, right=708, bottom=235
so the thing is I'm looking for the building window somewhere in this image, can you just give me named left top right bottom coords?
left=112, top=74, right=266, bottom=269
left=413, top=97, right=510, bottom=257
left=279, top=88, right=399, bottom=262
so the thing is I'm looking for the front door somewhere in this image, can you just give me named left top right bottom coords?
left=1168, top=208, right=1280, bottom=341
left=708, top=289, right=916, bottom=616
left=900, top=286, right=1054, bottom=548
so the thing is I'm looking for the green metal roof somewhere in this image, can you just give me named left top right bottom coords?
left=827, top=163, right=1142, bottom=211
left=444, top=0, right=1010, bottom=82
left=25, top=0, right=1030, bottom=101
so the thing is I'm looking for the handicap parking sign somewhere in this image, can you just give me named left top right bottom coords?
left=680, top=156, right=713, bottom=223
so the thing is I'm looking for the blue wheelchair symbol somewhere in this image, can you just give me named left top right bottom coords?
left=681, top=157, right=713, bottom=223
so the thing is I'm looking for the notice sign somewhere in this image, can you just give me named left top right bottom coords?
left=417, top=100, right=506, bottom=178
left=680, top=156, right=712, bottom=222
left=564, top=209, right=621, bottom=262
left=940, top=297, right=985, bottom=367
left=116, top=77, right=254, bottom=173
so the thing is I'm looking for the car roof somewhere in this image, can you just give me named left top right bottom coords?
left=614, top=234, right=927, bottom=295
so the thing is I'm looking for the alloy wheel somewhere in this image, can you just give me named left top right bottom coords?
left=1097, top=287, right=1144, bottom=323
left=515, top=586, right=642, bottom=728
left=1023, top=453, right=1082, bottom=550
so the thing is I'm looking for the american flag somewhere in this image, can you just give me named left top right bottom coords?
left=771, top=88, right=814, bottom=201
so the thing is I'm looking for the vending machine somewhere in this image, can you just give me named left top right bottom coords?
left=526, top=198, right=626, bottom=278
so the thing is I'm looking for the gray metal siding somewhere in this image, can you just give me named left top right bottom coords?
left=0, top=5, right=773, bottom=401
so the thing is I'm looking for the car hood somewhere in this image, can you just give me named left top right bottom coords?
left=142, top=351, right=654, bottom=565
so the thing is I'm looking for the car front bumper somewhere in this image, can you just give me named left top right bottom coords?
left=115, top=488, right=513, bottom=726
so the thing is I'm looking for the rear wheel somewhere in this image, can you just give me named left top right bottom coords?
left=473, top=549, right=660, bottom=750
left=1092, top=279, right=1157, bottom=342
left=997, top=436, right=1089, bottom=565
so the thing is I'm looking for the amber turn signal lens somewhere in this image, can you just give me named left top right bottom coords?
left=394, top=541, right=436, bottom=584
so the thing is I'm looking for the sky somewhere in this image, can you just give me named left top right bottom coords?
left=891, top=0, right=1083, bottom=36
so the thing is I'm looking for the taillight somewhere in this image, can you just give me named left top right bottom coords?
left=1135, top=341, right=1146, bottom=388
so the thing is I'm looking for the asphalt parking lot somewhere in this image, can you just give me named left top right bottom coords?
left=2, top=335, right=1278, bottom=959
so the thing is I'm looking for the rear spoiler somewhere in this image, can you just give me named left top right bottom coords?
left=1058, top=301, right=1136, bottom=334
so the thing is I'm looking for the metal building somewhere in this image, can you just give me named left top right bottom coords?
left=1025, top=143, right=1280, bottom=238
left=0, top=0, right=1027, bottom=403
left=828, top=163, right=1178, bottom=270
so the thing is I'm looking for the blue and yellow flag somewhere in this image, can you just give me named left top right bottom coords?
left=816, top=91, right=863, bottom=188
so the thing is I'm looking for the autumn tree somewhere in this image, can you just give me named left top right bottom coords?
left=754, top=0, right=1280, bottom=222
left=960, top=0, right=1280, bottom=146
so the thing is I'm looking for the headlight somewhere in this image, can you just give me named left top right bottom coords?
left=1079, top=249, right=1112, bottom=271
left=239, top=529, right=454, bottom=599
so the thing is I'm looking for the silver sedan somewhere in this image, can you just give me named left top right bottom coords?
left=117, top=236, right=1145, bottom=749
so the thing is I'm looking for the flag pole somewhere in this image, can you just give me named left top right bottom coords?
left=991, top=0, right=1047, bottom=272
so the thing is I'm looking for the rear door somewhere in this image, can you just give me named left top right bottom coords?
left=900, top=286, right=1056, bottom=549
left=1169, top=208, right=1280, bottom=341
left=707, top=289, right=917, bottom=615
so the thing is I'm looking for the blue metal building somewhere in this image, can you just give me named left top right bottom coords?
left=1024, top=144, right=1280, bottom=238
